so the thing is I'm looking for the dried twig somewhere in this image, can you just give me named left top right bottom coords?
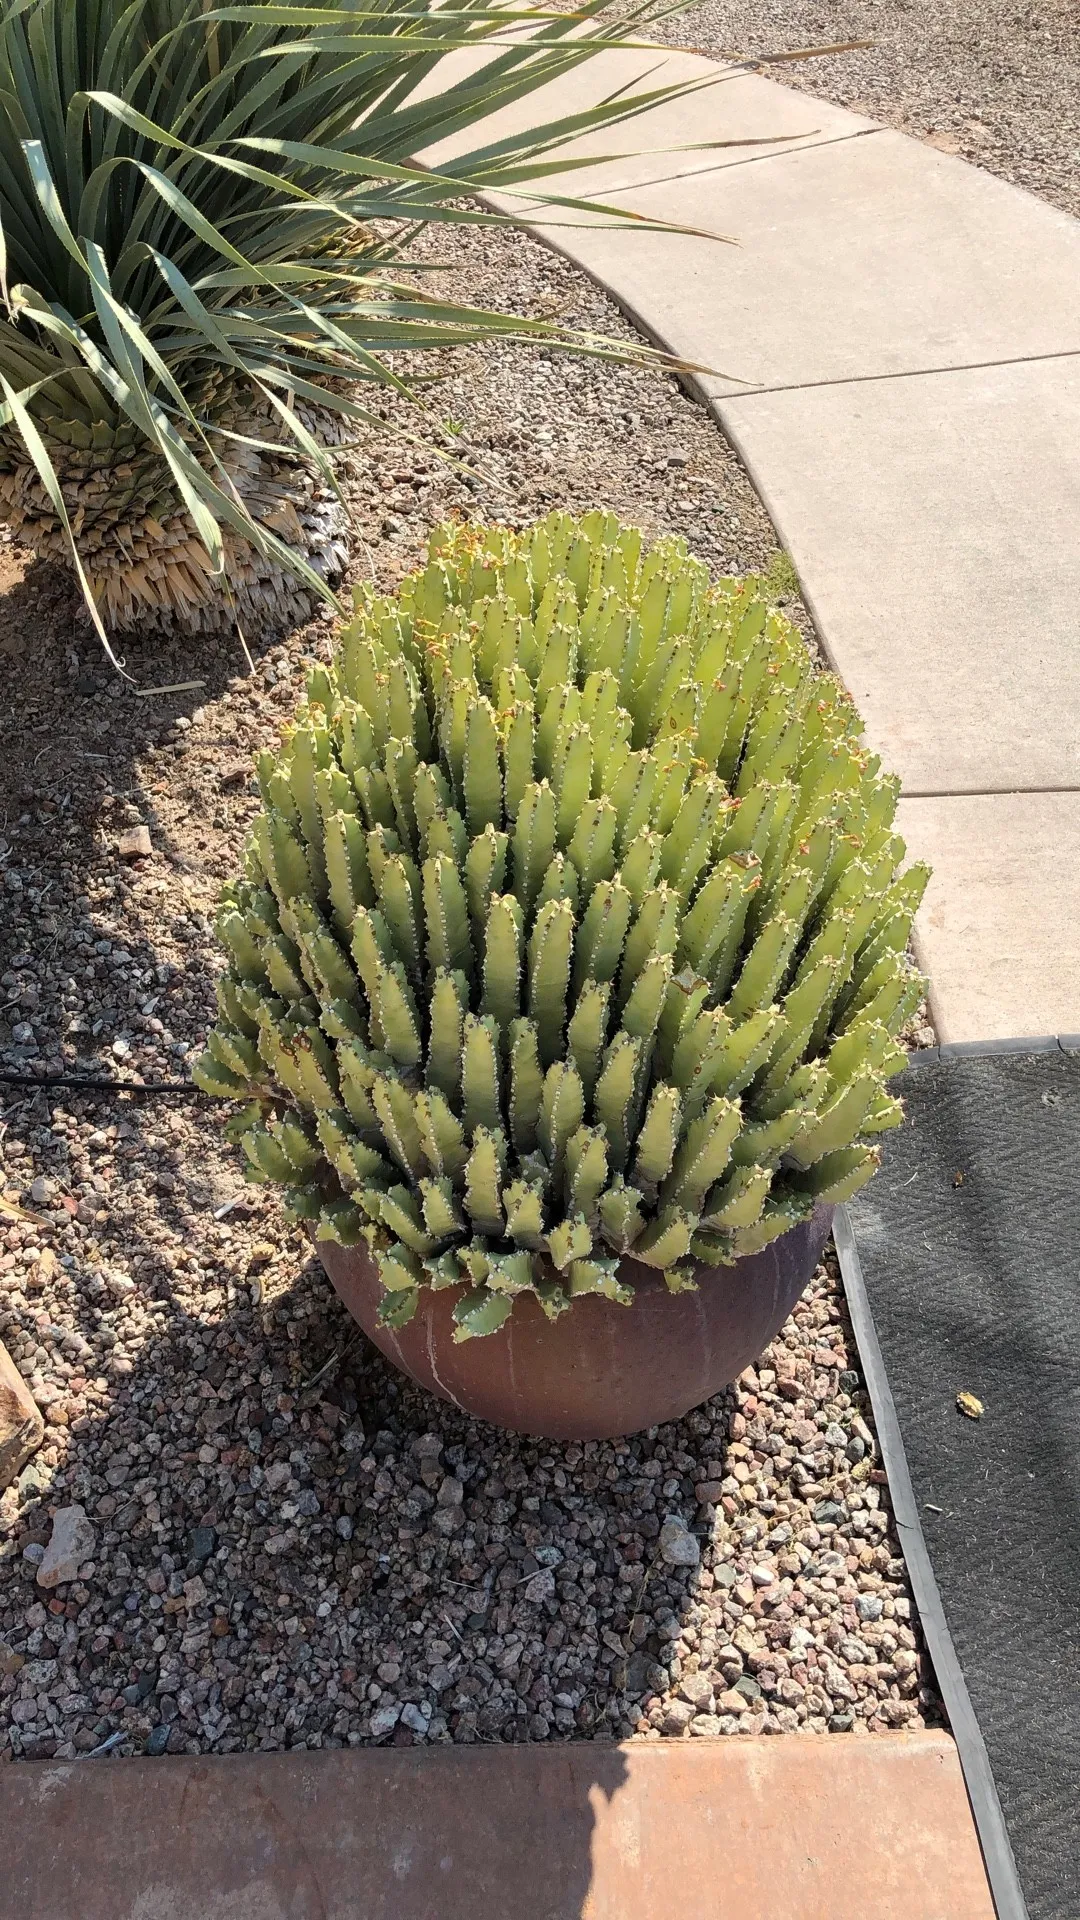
left=134, top=681, right=206, bottom=698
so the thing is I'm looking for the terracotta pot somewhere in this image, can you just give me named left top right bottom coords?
left=316, top=1204, right=833, bottom=1442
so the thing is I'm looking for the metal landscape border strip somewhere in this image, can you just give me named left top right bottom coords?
left=900, top=1035, right=1080, bottom=1069
left=828, top=1036, right=1080, bottom=1920
left=833, top=1209, right=1027, bottom=1920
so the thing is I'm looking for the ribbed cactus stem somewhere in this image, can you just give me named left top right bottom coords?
left=195, top=511, right=926, bottom=1333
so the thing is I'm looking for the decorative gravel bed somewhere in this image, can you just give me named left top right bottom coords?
left=664, top=0, right=1080, bottom=218
left=0, top=218, right=934, bottom=1761
left=0, top=1231, right=931, bottom=1758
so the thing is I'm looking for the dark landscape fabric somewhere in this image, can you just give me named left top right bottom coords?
left=842, top=1044, right=1080, bottom=1920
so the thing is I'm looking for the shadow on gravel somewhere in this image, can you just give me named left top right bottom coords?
left=0, top=550, right=315, bottom=984
left=1, top=1092, right=726, bottom=1768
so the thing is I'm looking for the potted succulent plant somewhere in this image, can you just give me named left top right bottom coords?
left=195, top=512, right=927, bottom=1440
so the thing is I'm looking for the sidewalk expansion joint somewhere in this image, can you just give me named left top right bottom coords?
left=900, top=785, right=1080, bottom=800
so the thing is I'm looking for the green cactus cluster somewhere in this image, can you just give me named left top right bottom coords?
left=194, top=512, right=928, bottom=1340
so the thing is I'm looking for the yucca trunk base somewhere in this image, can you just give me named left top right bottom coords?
left=0, top=420, right=349, bottom=635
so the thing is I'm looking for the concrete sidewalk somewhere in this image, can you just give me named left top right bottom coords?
left=0, top=1733, right=994, bottom=1920
left=427, top=48, right=1080, bottom=1042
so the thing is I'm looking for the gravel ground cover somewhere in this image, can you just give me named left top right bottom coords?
left=660, top=0, right=1080, bottom=219
left=0, top=220, right=934, bottom=1762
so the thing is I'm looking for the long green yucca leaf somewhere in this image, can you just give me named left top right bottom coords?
left=148, top=243, right=345, bottom=496
left=0, top=369, right=120, bottom=662
left=229, top=131, right=730, bottom=239
left=0, top=0, right=740, bottom=641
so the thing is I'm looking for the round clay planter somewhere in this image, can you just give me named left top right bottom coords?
left=316, top=1203, right=833, bottom=1442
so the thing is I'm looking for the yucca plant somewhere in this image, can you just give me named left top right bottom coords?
left=0, top=0, right=737, bottom=650
left=194, top=511, right=929, bottom=1340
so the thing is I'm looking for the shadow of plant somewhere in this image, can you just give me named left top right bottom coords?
left=0, top=524, right=744, bottom=1769
left=1, top=1093, right=737, bottom=1761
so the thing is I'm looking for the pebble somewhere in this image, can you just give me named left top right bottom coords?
left=36, top=1504, right=96, bottom=1589
left=187, top=1527, right=218, bottom=1566
left=659, top=1518, right=701, bottom=1569
left=117, top=826, right=152, bottom=861
left=716, top=1688, right=750, bottom=1717
left=677, top=1673, right=715, bottom=1711
left=146, top=1725, right=171, bottom=1756
left=370, top=1704, right=402, bottom=1739
left=813, top=1501, right=847, bottom=1526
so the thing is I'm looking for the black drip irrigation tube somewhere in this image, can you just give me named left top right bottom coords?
left=0, top=1071, right=206, bottom=1098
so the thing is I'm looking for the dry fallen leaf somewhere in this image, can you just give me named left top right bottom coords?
left=952, top=1170, right=965, bottom=1188
left=956, top=1391, right=984, bottom=1420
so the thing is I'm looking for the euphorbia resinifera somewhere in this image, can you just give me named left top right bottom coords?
left=194, top=512, right=928, bottom=1339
